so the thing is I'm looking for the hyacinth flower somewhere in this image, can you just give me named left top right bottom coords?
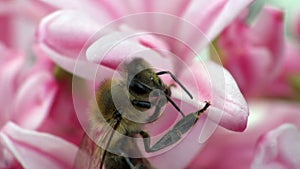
left=0, top=44, right=79, bottom=169
left=186, top=5, right=300, bottom=169
left=33, top=0, right=255, bottom=169
left=0, top=2, right=81, bottom=167
left=0, top=0, right=56, bottom=50
left=264, top=10, right=300, bottom=99
left=187, top=101, right=300, bottom=169
left=265, top=40, right=300, bottom=98
left=215, top=6, right=285, bottom=98
left=251, top=123, right=300, bottom=169
left=0, top=44, right=82, bottom=169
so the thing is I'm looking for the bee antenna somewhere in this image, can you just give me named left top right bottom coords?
left=132, top=79, right=186, bottom=117
left=156, top=71, right=193, bottom=99
left=165, top=95, right=185, bottom=117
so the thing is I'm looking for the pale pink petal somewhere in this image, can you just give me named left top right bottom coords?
left=225, top=46, right=273, bottom=96
left=143, top=0, right=254, bottom=62
left=108, top=0, right=192, bottom=16
left=37, top=10, right=101, bottom=59
left=0, top=122, right=78, bottom=169
left=187, top=101, right=300, bottom=169
left=0, top=0, right=53, bottom=21
left=36, top=10, right=103, bottom=79
left=264, top=41, right=300, bottom=97
left=183, top=0, right=254, bottom=46
left=249, top=6, right=285, bottom=80
left=86, top=31, right=173, bottom=73
left=251, top=124, right=300, bottom=169
left=39, top=79, right=83, bottom=145
left=91, top=0, right=189, bottom=19
left=0, top=0, right=55, bottom=51
left=218, top=7, right=285, bottom=97
left=38, top=0, right=109, bottom=22
left=12, top=71, right=58, bottom=130
left=177, top=61, right=248, bottom=131
left=0, top=56, right=24, bottom=127
left=85, top=30, right=175, bottom=84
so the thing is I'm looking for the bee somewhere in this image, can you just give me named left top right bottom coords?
left=74, top=58, right=210, bottom=169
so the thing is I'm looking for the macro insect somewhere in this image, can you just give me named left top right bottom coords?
left=74, top=58, right=210, bottom=169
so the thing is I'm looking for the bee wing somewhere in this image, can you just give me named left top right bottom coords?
left=73, top=119, right=119, bottom=169
left=73, top=133, right=102, bottom=169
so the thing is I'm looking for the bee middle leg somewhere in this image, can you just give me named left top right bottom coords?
left=140, top=101, right=210, bottom=153
left=131, top=98, right=166, bottom=123
left=123, top=156, right=153, bottom=169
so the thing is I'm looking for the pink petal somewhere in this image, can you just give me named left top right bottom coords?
left=101, top=0, right=192, bottom=16
left=38, top=0, right=109, bottom=22
left=39, top=79, right=84, bottom=145
left=250, top=6, right=285, bottom=80
left=0, top=14, right=13, bottom=47
left=0, top=56, right=24, bottom=127
left=37, top=10, right=101, bottom=59
left=178, top=60, right=248, bottom=132
left=251, top=124, right=300, bottom=169
left=218, top=7, right=285, bottom=97
left=13, top=71, right=58, bottom=130
left=36, top=10, right=103, bottom=79
left=0, top=122, right=78, bottom=169
left=264, top=41, right=300, bottom=98
left=183, top=0, right=254, bottom=45
left=91, top=0, right=191, bottom=19
left=187, top=101, right=300, bottom=169
left=86, top=31, right=174, bottom=75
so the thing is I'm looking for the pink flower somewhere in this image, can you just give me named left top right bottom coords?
left=38, top=69, right=84, bottom=145
left=0, top=43, right=57, bottom=130
left=251, top=123, right=300, bottom=169
left=187, top=101, right=300, bottom=169
left=0, top=43, right=64, bottom=168
left=264, top=40, right=300, bottom=98
left=36, top=0, right=252, bottom=128
left=217, top=6, right=285, bottom=98
left=0, top=0, right=85, bottom=145
left=0, top=0, right=55, bottom=50
left=1, top=2, right=83, bottom=167
left=0, top=122, right=77, bottom=169
left=35, top=0, right=253, bottom=168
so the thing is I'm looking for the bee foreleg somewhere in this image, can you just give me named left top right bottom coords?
left=123, top=156, right=135, bottom=169
left=140, top=101, right=210, bottom=153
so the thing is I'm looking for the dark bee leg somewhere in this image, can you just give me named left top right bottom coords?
left=100, top=112, right=123, bottom=169
left=123, top=156, right=135, bottom=169
left=123, top=156, right=153, bottom=169
left=140, top=102, right=210, bottom=153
